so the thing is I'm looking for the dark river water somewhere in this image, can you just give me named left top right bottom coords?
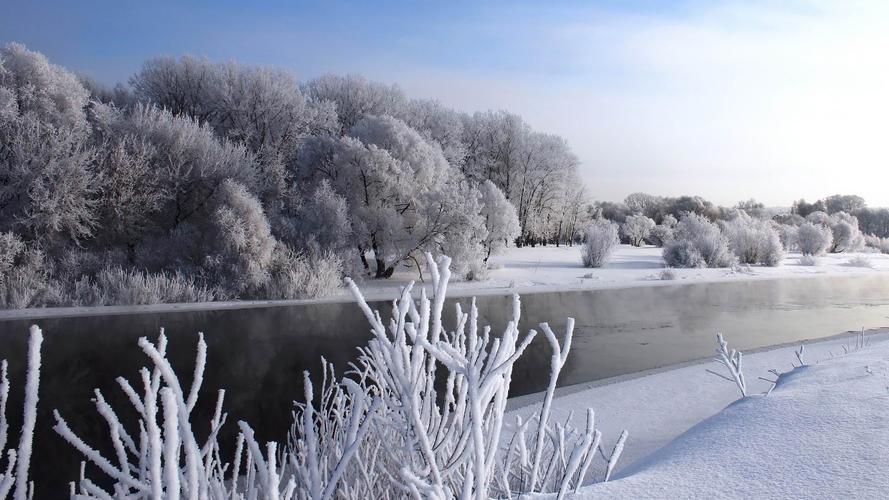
left=2, top=274, right=889, bottom=496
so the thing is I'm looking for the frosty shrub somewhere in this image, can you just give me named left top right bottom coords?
left=659, top=268, right=677, bottom=280
left=262, top=244, right=343, bottom=299
left=797, top=222, right=832, bottom=256
left=723, top=217, right=784, bottom=267
left=649, top=224, right=674, bottom=247
left=45, top=254, right=626, bottom=498
left=206, top=180, right=276, bottom=294
left=798, top=255, right=819, bottom=266
left=72, top=267, right=221, bottom=306
left=663, top=214, right=734, bottom=268
left=864, top=234, right=889, bottom=254
left=621, top=214, right=655, bottom=247
left=581, top=219, right=619, bottom=267
left=0, top=234, right=61, bottom=309
left=847, top=255, right=873, bottom=268
left=778, top=224, right=799, bottom=252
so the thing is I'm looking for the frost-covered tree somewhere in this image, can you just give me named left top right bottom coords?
left=621, top=214, right=655, bottom=247
left=478, top=180, right=519, bottom=262
left=297, top=115, right=484, bottom=278
left=0, top=43, right=98, bottom=248
left=663, top=213, right=734, bottom=268
left=823, top=194, right=866, bottom=214
left=0, top=43, right=90, bottom=131
left=291, top=180, right=352, bottom=258
left=399, top=98, right=466, bottom=166
left=460, top=111, right=582, bottom=246
left=797, top=222, right=832, bottom=256
left=624, top=192, right=664, bottom=220
left=581, top=219, right=619, bottom=268
left=306, top=74, right=405, bottom=133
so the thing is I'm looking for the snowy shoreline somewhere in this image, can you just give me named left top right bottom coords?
left=3, top=245, right=888, bottom=320
left=508, top=327, right=889, bottom=493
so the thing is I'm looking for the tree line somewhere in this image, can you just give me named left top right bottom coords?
left=0, top=43, right=587, bottom=307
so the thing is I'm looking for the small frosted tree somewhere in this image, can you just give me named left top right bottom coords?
left=797, top=222, right=833, bottom=256
left=581, top=219, right=619, bottom=268
left=621, top=214, right=655, bottom=247
left=478, top=180, right=520, bottom=262
left=828, top=213, right=865, bottom=253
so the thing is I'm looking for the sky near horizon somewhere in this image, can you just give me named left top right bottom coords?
left=3, top=0, right=888, bottom=207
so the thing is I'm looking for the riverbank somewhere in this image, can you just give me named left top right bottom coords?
left=507, top=328, right=889, bottom=496
left=4, top=245, right=888, bottom=319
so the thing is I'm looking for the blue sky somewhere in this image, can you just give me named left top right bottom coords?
left=3, top=1, right=889, bottom=206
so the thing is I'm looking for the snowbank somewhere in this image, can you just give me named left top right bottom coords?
left=509, top=331, right=889, bottom=498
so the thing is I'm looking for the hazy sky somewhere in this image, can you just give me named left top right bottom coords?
left=3, top=0, right=888, bottom=206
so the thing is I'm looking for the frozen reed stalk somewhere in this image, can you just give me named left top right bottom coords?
left=709, top=333, right=748, bottom=397
left=795, top=344, right=806, bottom=367
left=529, top=319, right=574, bottom=491
left=0, top=325, right=43, bottom=500
left=603, top=430, right=628, bottom=482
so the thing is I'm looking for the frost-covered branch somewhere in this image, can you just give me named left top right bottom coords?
left=711, top=333, right=747, bottom=397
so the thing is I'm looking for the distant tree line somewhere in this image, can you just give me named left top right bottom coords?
left=0, top=43, right=587, bottom=307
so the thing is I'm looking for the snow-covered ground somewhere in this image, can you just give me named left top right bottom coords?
left=357, top=245, right=889, bottom=300
left=508, top=329, right=889, bottom=498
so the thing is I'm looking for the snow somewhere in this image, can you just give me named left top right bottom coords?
left=358, top=244, right=889, bottom=300
left=507, top=330, right=889, bottom=498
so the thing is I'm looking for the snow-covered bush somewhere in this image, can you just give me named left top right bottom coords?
left=581, top=219, right=619, bottom=268
left=659, top=268, right=677, bottom=280
left=0, top=325, right=42, bottom=500
left=649, top=224, right=674, bottom=247
left=722, top=217, right=784, bottom=266
left=847, top=255, right=873, bottom=268
left=262, top=244, right=343, bottom=299
left=864, top=234, right=889, bottom=254
left=805, top=210, right=832, bottom=227
left=777, top=224, right=799, bottom=252
left=621, top=214, right=655, bottom=247
left=205, top=179, right=276, bottom=294
left=797, top=222, right=832, bottom=256
left=798, top=255, right=819, bottom=266
left=663, top=214, right=734, bottom=268
left=47, top=254, right=626, bottom=498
